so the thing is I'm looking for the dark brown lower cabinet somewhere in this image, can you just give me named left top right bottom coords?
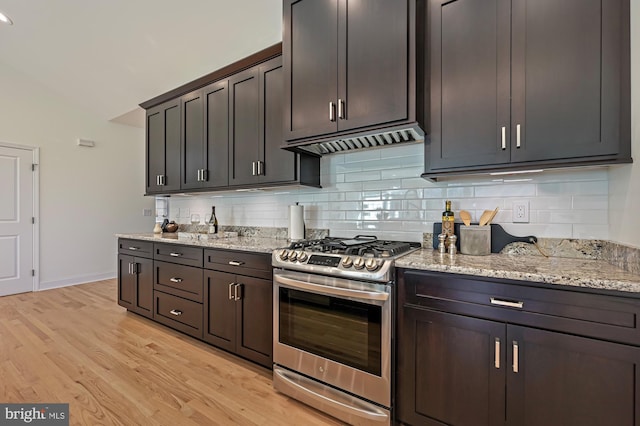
left=117, top=254, right=153, bottom=318
left=203, top=270, right=272, bottom=368
left=397, top=270, right=640, bottom=426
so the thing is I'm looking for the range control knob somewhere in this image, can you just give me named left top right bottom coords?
left=298, top=251, right=308, bottom=262
left=341, top=256, right=353, bottom=268
left=278, top=249, right=289, bottom=260
left=353, top=257, right=365, bottom=270
left=289, top=251, right=298, bottom=262
left=365, top=258, right=381, bottom=272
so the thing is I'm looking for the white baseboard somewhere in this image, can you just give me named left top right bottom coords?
left=38, top=272, right=116, bottom=291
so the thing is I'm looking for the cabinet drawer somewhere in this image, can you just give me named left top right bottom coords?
left=118, top=239, right=153, bottom=258
left=154, top=243, right=203, bottom=267
left=401, top=269, right=640, bottom=346
left=154, top=291, right=203, bottom=339
left=154, top=261, right=203, bottom=302
left=204, top=249, right=271, bottom=280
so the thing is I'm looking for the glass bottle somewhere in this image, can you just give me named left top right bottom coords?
left=442, top=200, right=454, bottom=246
left=208, top=206, right=219, bottom=234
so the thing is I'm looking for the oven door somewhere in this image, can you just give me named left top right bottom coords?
left=273, top=269, right=391, bottom=408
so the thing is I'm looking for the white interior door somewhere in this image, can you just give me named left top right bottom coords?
left=0, top=145, right=34, bottom=296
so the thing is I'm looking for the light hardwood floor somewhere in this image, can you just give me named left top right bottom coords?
left=0, top=279, right=343, bottom=425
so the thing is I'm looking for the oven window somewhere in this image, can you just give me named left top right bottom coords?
left=279, top=287, right=382, bottom=376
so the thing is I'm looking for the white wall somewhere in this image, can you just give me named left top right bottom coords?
left=171, top=144, right=610, bottom=243
left=609, top=1, right=640, bottom=249
left=0, top=62, right=153, bottom=289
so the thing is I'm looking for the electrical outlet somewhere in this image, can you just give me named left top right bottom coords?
left=142, top=208, right=153, bottom=217
left=512, top=201, right=530, bottom=223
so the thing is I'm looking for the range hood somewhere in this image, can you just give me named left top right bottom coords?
left=283, top=123, right=425, bottom=156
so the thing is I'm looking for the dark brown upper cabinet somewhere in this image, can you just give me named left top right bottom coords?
left=140, top=44, right=320, bottom=195
left=283, top=0, right=424, bottom=147
left=180, top=90, right=206, bottom=190
left=145, top=99, right=181, bottom=195
left=424, top=0, right=631, bottom=179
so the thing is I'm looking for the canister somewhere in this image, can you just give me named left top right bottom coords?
left=460, top=225, right=491, bottom=255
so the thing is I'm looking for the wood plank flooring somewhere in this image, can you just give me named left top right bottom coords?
left=0, top=279, right=344, bottom=425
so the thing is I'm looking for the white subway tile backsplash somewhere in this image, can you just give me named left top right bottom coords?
left=168, top=146, right=611, bottom=241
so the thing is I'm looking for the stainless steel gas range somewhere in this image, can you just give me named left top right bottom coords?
left=272, top=235, right=420, bottom=425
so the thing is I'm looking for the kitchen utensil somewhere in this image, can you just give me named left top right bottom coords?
left=433, top=223, right=537, bottom=253
left=486, top=207, right=499, bottom=225
left=459, top=210, right=472, bottom=226
left=478, top=210, right=493, bottom=226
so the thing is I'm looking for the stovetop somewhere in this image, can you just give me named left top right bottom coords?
left=272, top=235, right=421, bottom=282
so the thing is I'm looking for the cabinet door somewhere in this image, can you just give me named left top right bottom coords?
left=259, top=56, right=296, bottom=184
left=204, top=80, right=229, bottom=188
left=397, top=307, right=506, bottom=426
left=117, top=255, right=152, bottom=318
left=146, top=99, right=180, bottom=194
left=235, top=276, right=273, bottom=368
left=180, top=90, right=205, bottom=190
left=134, top=257, right=153, bottom=318
left=202, top=270, right=236, bottom=352
left=428, top=0, right=511, bottom=171
left=506, top=325, right=640, bottom=426
left=337, top=0, right=409, bottom=131
left=118, top=254, right=135, bottom=310
left=229, top=68, right=259, bottom=186
left=510, top=0, right=624, bottom=163
left=283, top=0, right=338, bottom=141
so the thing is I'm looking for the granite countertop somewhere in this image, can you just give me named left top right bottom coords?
left=396, top=249, right=640, bottom=295
left=116, top=233, right=288, bottom=254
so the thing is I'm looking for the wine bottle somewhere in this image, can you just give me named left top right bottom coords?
left=442, top=200, right=454, bottom=245
left=208, top=206, right=219, bottom=234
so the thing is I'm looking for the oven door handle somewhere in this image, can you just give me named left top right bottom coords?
left=275, top=273, right=389, bottom=302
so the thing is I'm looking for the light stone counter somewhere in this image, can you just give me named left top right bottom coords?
left=396, top=249, right=640, bottom=295
left=116, top=233, right=289, bottom=254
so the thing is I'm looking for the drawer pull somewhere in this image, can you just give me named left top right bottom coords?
left=169, top=309, right=183, bottom=316
left=494, top=337, right=501, bottom=369
left=228, top=261, right=244, bottom=266
left=170, top=278, right=183, bottom=283
left=169, top=252, right=182, bottom=257
left=490, top=298, right=523, bottom=309
left=128, top=246, right=139, bottom=251
left=513, top=341, right=519, bottom=373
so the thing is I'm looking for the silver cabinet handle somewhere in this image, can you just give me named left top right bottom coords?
left=257, top=161, right=263, bottom=176
left=252, top=161, right=257, bottom=176
left=329, top=101, right=336, bottom=122
left=156, top=175, right=159, bottom=186
left=128, top=246, right=139, bottom=251
left=169, top=309, right=183, bottom=316
left=197, top=169, right=201, bottom=181
left=234, top=283, right=242, bottom=301
left=490, top=298, right=524, bottom=309
left=162, top=175, right=166, bottom=185
left=229, top=282, right=235, bottom=300
left=201, top=169, right=208, bottom=181
left=495, top=337, right=501, bottom=369
left=169, top=252, right=182, bottom=257
left=501, top=126, right=506, bottom=150
left=513, top=341, right=519, bottom=373
left=128, top=262, right=133, bottom=275
left=516, top=124, right=521, bottom=148
left=169, top=277, right=183, bottom=283
left=338, top=99, right=345, bottom=119
left=228, top=261, right=244, bottom=266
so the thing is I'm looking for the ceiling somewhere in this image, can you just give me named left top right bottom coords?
left=0, top=0, right=282, bottom=127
